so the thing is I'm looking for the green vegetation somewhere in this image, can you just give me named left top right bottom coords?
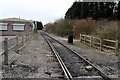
left=45, top=1, right=120, bottom=40
left=65, top=2, right=120, bottom=20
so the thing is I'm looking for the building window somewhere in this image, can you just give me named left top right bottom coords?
left=12, top=24, right=25, bottom=31
left=0, top=23, right=8, bottom=31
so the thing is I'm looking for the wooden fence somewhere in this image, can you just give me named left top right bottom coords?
left=80, top=34, right=119, bottom=55
left=1, top=31, right=34, bottom=66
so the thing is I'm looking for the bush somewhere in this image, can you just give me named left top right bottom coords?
left=45, top=18, right=119, bottom=41
left=96, top=21, right=118, bottom=40
left=45, top=18, right=75, bottom=37
left=72, top=18, right=96, bottom=38
left=44, top=23, right=55, bottom=33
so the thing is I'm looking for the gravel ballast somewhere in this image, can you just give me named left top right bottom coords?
left=48, top=33, right=118, bottom=76
left=2, top=32, right=63, bottom=79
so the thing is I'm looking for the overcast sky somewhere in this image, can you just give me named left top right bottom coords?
left=0, top=0, right=75, bottom=25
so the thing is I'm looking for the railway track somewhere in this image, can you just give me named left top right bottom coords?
left=41, top=32, right=117, bottom=80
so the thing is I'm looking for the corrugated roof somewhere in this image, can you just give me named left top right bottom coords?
left=0, top=18, right=30, bottom=22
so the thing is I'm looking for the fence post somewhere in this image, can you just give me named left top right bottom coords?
left=90, top=35, right=92, bottom=47
left=31, top=31, right=33, bottom=39
left=32, top=30, right=35, bottom=39
left=24, top=35, right=26, bottom=43
left=16, top=36, right=19, bottom=54
left=27, top=35, right=29, bottom=42
left=25, top=35, right=27, bottom=43
left=80, top=34, right=82, bottom=42
left=84, top=35, right=86, bottom=44
left=30, top=32, right=32, bottom=39
left=26, top=35, right=28, bottom=42
left=28, top=34, right=30, bottom=42
left=115, top=40, right=119, bottom=56
left=4, top=38, right=8, bottom=65
left=100, top=38, right=103, bottom=51
left=22, top=36, right=24, bottom=45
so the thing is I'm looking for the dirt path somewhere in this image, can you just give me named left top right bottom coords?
left=2, top=32, right=63, bottom=78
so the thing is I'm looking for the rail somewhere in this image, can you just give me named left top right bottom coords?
left=42, top=32, right=112, bottom=80
left=80, top=34, right=120, bottom=55
left=41, top=32, right=72, bottom=80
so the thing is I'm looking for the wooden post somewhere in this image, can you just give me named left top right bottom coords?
left=28, top=34, right=29, bottom=42
left=4, top=38, right=8, bottom=65
left=27, top=35, right=29, bottom=42
left=29, top=33, right=31, bottom=40
left=31, top=31, right=33, bottom=39
left=16, top=36, right=19, bottom=54
left=116, top=20, right=120, bottom=79
left=29, top=32, right=31, bottom=40
left=26, top=35, right=28, bottom=43
left=21, top=36, right=24, bottom=45
left=25, top=35, right=27, bottom=43
left=115, top=40, right=119, bottom=55
left=100, top=38, right=102, bottom=51
left=24, top=35, right=26, bottom=43
left=80, top=34, right=82, bottom=42
left=30, top=32, right=33, bottom=40
left=84, top=35, right=86, bottom=44
left=90, top=35, right=92, bottom=47
left=116, top=22, right=120, bottom=57
left=24, top=36, right=25, bottom=43
left=28, top=33, right=31, bottom=41
left=22, top=36, right=24, bottom=46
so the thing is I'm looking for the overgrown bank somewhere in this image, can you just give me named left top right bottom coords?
left=44, top=1, right=120, bottom=40
left=44, top=18, right=119, bottom=40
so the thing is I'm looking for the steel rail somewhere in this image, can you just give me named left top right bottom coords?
left=41, top=33, right=73, bottom=80
left=42, top=32, right=112, bottom=80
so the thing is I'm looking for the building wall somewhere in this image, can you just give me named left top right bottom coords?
left=0, top=21, right=32, bottom=36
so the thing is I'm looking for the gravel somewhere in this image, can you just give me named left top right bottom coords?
left=47, top=33, right=118, bottom=76
left=46, top=35, right=100, bottom=77
left=2, top=32, right=63, bottom=79
left=2, top=32, right=118, bottom=79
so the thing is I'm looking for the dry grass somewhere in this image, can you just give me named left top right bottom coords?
left=95, top=20, right=119, bottom=40
left=63, top=39, right=117, bottom=57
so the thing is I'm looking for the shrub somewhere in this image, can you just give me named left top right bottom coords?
left=96, top=21, right=118, bottom=40
left=44, top=23, right=55, bottom=33
left=72, top=18, right=96, bottom=38
left=45, top=18, right=75, bottom=37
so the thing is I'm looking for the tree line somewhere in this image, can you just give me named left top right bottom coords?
left=65, top=2, right=120, bottom=20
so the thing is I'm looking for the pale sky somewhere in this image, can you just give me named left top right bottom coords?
left=0, top=0, right=75, bottom=25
